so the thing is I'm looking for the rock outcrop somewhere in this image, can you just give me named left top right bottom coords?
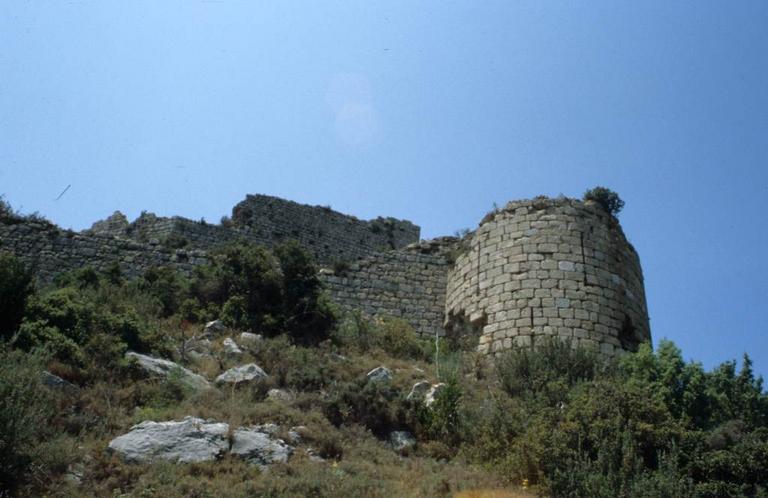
left=126, top=352, right=210, bottom=390
left=108, top=417, right=229, bottom=463
left=215, top=363, right=268, bottom=385
left=230, top=426, right=293, bottom=466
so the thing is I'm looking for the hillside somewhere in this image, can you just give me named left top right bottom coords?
left=1, top=239, right=767, bottom=497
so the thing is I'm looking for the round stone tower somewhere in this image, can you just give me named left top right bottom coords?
left=445, top=197, right=650, bottom=358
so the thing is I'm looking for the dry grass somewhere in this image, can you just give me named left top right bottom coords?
left=454, top=490, right=539, bottom=498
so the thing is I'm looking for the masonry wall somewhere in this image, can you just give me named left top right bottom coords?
left=86, top=194, right=421, bottom=266
left=320, top=238, right=457, bottom=338
left=232, top=194, right=420, bottom=264
left=0, top=218, right=208, bottom=282
left=445, top=198, right=650, bottom=358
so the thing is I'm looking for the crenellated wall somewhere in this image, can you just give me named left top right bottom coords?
left=444, top=197, right=650, bottom=358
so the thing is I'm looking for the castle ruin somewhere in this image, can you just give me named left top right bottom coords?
left=0, top=193, right=651, bottom=358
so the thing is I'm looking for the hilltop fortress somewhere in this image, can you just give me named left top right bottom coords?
left=0, top=193, right=650, bottom=358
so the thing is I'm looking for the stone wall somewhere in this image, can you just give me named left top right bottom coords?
left=232, top=194, right=420, bottom=264
left=2, top=193, right=652, bottom=356
left=445, top=198, right=650, bottom=358
left=86, top=194, right=421, bottom=266
left=320, top=238, right=458, bottom=338
left=0, top=218, right=208, bottom=282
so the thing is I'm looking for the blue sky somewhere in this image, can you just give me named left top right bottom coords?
left=2, top=2, right=767, bottom=377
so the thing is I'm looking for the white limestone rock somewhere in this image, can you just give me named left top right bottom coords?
left=203, top=319, right=226, bottom=336
left=366, top=366, right=392, bottom=383
left=230, top=426, right=293, bottom=466
left=223, top=337, right=243, bottom=356
left=267, top=388, right=292, bottom=402
left=239, top=332, right=263, bottom=347
left=41, top=371, right=78, bottom=391
left=406, top=381, right=431, bottom=402
left=125, top=352, right=210, bottom=390
left=108, top=417, right=229, bottom=463
left=215, top=363, right=268, bottom=385
left=389, top=431, right=416, bottom=452
left=425, top=383, right=446, bottom=407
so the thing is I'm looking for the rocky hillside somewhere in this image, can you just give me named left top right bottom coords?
left=1, top=243, right=767, bottom=497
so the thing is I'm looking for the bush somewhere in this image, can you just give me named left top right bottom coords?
left=495, top=337, right=603, bottom=405
left=324, top=379, right=405, bottom=437
left=419, top=375, right=463, bottom=447
left=190, top=242, right=284, bottom=334
left=276, top=240, right=337, bottom=344
left=0, top=252, right=34, bottom=340
left=0, top=347, right=55, bottom=492
left=378, top=318, right=431, bottom=360
left=584, top=186, right=625, bottom=216
left=139, top=266, right=189, bottom=317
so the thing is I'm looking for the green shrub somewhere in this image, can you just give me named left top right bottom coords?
left=276, top=240, right=337, bottom=344
left=139, top=266, right=189, bottom=317
left=0, top=251, right=34, bottom=340
left=331, top=311, right=381, bottom=352
left=583, top=186, right=625, bottom=216
left=378, top=318, right=430, bottom=360
left=0, top=347, right=55, bottom=492
left=420, top=376, right=463, bottom=447
left=190, top=242, right=284, bottom=334
left=323, top=379, right=405, bottom=437
left=495, top=337, right=603, bottom=405
left=13, top=319, right=85, bottom=365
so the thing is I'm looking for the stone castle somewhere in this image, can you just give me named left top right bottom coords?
left=0, top=193, right=651, bottom=358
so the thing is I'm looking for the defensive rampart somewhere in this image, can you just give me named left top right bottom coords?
left=1, top=193, right=651, bottom=353
left=444, top=197, right=650, bottom=358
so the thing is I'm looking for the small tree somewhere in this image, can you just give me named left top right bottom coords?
left=583, top=187, right=625, bottom=216
left=0, top=252, right=34, bottom=340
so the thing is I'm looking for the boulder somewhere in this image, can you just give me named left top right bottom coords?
left=230, top=426, right=293, bottom=466
left=215, top=363, right=268, bottom=385
left=41, top=371, right=78, bottom=391
left=305, top=448, right=325, bottom=462
left=125, top=352, right=210, bottom=390
left=223, top=337, right=243, bottom=356
left=425, top=383, right=446, bottom=407
left=180, top=338, right=212, bottom=360
left=267, top=388, right=292, bottom=402
left=239, top=332, right=262, bottom=346
left=366, top=366, right=392, bottom=383
left=406, top=381, right=431, bottom=402
left=287, top=426, right=306, bottom=444
left=389, top=431, right=416, bottom=452
left=203, top=319, right=226, bottom=336
left=108, top=417, right=229, bottom=463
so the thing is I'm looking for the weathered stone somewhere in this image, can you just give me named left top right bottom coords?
left=41, top=371, right=78, bottom=391
left=125, top=352, right=210, bottom=390
left=222, top=337, right=243, bottom=356
left=215, top=363, right=268, bottom=384
left=204, top=319, right=226, bottom=336
left=425, top=383, right=446, bottom=407
left=366, top=366, right=393, bottom=383
left=445, top=198, right=649, bottom=360
left=406, top=381, right=431, bottom=402
left=267, top=388, right=292, bottom=402
left=108, top=417, right=229, bottom=463
left=4, top=194, right=650, bottom=363
left=239, top=332, right=262, bottom=346
left=389, top=431, right=416, bottom=452
left=230, top=426, right=293, bottom=466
